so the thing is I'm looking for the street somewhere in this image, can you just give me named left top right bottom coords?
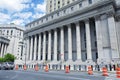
left=0, top=70, right=119, bottom=80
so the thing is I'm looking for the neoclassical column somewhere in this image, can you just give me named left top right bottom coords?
left=34, top=35, right=37, bottom=61
left=107, top=14, right=119, bottom=59
left=75, top=22, right=82, bottom=61
left=48, top=31, right=52, bottom=61
left=54, top=29, right=57, bottom=61
left=1, top=43, right=4, bottom=57
left=0, top=42, right=2, bottom=54
left=26, top=38, right=30, bottom=60
left=68, top=24, right=72, bottom=61
left=38, top=33, right=41, bottom=61
left=3, top=44, right=7, bottom=56
left=30, top=36, right=33, bottom=60
left=60, top=27, right=64, bottom=61
left=95, top=16, right=104, bottom=60
left=42, top=32, right=46, bottom=61
left=85, top=19, right=92, bottom=61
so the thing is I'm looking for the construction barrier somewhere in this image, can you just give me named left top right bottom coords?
left=102, top=67, right=108, bottom=76
left=35, top=64, right=39, bottom=71
left=116, top=67, right=120, bottom=78
left=88, top=66, right=93, bottom=75
left=15, top=64, right=19, bottom=70
left=23, top=64, right=27, bottom=70
left=65, top=66, right=70, bottom=73
left=45, top=65, right=49, bottom=72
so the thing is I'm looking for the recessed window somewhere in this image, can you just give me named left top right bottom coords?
left=46, top=17, right=48, bottom=21
left=88, top=0, right=92, bottom=4
left=58, top=1, right=60, bottom=4
left=51, top=15, right=53, bottom=19
left=57, top=12, right=59, bottom=16
left=71, top=7, right=74, bottom=11
left=63, top=10, right=66, bottom=13
left=79, top=3, right=82, bottom=7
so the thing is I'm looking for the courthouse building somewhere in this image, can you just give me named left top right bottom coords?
left=24, top=0, right=120, bottom=70
left=0, top=24, right=24, bottom=64
left=0, top=36, right=10, bottom=57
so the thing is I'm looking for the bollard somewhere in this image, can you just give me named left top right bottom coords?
left=15, top=64, right=19, bottom=70
left=102, top=67, right=108, bottom=76
left=65, top=66, right=70, bottom=73
left=116, top=67, right=120, bottom=78
left=45, top=65, right=49, bottom=72
left=88, top=66, right=93, bottom=75
left=23, top=64, right=27, bottom=70
left=35, top=64, right=39, bottom=71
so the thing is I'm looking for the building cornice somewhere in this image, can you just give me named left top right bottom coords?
left=24, top=0, right=115, bottom=37
left=0, top=36, right=10, bottom=44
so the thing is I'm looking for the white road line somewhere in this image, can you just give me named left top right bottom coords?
left=10, top=74, right=18, bottom=80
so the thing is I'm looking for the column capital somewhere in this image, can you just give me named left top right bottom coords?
left=106, top=11, right=115, bottom=18
left=94, top=15, right=101, bottom=21
left=83, top=18, right=89, bottom=22
left=74, top=21, right=80, bottom=26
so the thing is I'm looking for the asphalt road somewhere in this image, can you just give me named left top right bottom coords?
left=0, top=70, right=118, bottom=80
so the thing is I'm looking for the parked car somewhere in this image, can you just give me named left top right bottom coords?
left=1, top=62, right=14, bottom=70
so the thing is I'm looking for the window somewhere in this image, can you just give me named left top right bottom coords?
left=58, top=1, right=60, bottom=4
left=88, top=0, right=92, bottom=4
left=63, top=9, right=66, bottom=13
left=95, top=41, right=97, bottom=47
left=46, top=17, right=48, bottom=21
left=51, top=15, right=53, bottom=19
left=67, top=0, right=70, bottom=4
left=41, top=19, right=43, bottom=23
left=71, top=7, right=74, bottom=11
left=57, top=12, right=59, bottom=16
left=11, top=30, right=13, bottom=35
left=7, top=30, right=9, bottom=35
left=79, top=3, right=82, bottom=7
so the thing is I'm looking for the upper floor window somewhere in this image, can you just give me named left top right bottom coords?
left=11, top=30, right=13, bottom=35
left=71, top=7, right=74, bottom=11
left=79, top=3, right=82, bottom=8
left=88, top=0, right=92, bottom=4
left=58, top=1, right=60, bottom=4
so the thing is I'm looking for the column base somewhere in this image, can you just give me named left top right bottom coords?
left=86, top=59, right=95, bottom=65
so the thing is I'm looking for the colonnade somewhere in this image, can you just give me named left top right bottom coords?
left=25, top=14, right=119, bottom=70
left=0, top=42, right=8, bottom=57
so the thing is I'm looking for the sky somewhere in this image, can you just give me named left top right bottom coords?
left=0, top=0, right=46, bottom=27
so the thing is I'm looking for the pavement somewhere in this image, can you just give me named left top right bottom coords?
left=0, top=69, right=119, bottom=80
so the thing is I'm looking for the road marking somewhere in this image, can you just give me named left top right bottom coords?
left=10, top=74, right=18, bottom=80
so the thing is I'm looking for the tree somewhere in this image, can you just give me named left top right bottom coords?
left=0, top=57, right=5, bottom=63
left=4, top=53, right=16, bottom=62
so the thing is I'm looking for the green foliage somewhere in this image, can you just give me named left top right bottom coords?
left=0, top=53, right=15, bottom=62
left=0, top=57, right=5, bottom=63
left=4, top=53, right=15, bottom=62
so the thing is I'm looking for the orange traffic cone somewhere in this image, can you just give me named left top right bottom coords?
left=116, top=67, right=120, bottom=78
left=102, top=67, right=108, bottom=76
left=88, top=66, right=93, bottom=75
left=35, top=64, right=39, bottom=71
left=15, top=64, right=19, bottom=70
left=65, top=66, right=70, bottom=73
left=23, top=64, right=27, bottom=70
left=45, top=65, right=49, bottom=72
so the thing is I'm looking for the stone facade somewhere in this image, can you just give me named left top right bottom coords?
left=0, top=24, right=24, bottom=63
left=24, top=0, right=120, bottom=71
left=46, top=0, right=77, bottom=14
left=0, top=36, right=10, bottom=57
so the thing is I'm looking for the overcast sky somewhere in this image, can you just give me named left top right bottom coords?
left=0, top=0, right=46, bottom=26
